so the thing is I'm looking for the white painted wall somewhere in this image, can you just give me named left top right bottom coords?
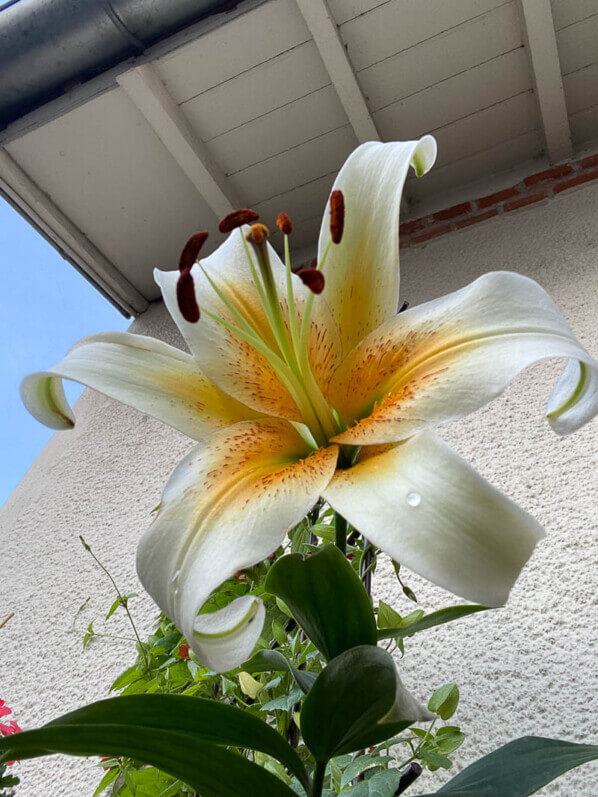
left=1, top=182, right=597, bottom=795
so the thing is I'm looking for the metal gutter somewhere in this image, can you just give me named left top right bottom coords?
left=0, top=0, right=238, bottom=131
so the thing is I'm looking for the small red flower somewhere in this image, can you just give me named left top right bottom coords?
left=0, top=718, right=22, bottom=766
left=177, top=643, right=190, bottom=660
left=0, top=721, right=22, bottom=736
left=0, top=700, right=11, bottom=719
left=100, top=756, right=113, bottom=771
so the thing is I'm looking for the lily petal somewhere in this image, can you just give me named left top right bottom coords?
left=137, top=418, right=338, bottom=672
left=324, top=431, right=544, bottom=607
left=318, top=137, right=436, bottom=354
left=330, top=272, right=598, bottom=445
left=156, top=229, right=341, bottom=420
left=20, top=332, right=259, bottom=439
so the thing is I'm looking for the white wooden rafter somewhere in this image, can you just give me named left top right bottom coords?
left=117, top=64, right=241, bottom=219
left=518, top=0, right=573, bottom=163
left=294, top=0, right=380, bottom=144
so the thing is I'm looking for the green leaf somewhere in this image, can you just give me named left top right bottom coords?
left=377, top=600, right=402, bottom=630
left=301, top=646, right=414, bottom=761
left=430, top=736, right=598, bottom=795
left=239, top=672, right=263, bottom=699
left=0, top=694, right=308, bottom=793
left=420, top=749, right=453, bottom=770
left=340, top=755, right=392, bottom=789
left=342, top=769, right=400, bottom=796
left=0, top=725, right=294, bottom=797
left=105, top=598, right=121, bottom=621
left=93, top=766, right=119, bottom=796
left=265, top=544, right=377, bottom=661
left=428, top=685, right=459, bottom=720
left=260, top=687, right=303, bottom=713
left=242, top=649, right=317, bottom=695
left=376, top=605, right=488, bottom=641
left=272, top=620, right=289, bottom=647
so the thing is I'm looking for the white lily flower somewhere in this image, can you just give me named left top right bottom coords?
left=22, top=137, right=598, bottom=673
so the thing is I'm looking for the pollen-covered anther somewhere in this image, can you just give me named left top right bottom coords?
left=276, top=212, right=293, bottom=235
left=179, top=231, right=209, bottom=272
left=329, top=189, right=344, bottom=245
left=176, top=269, right=200, bottom=323
left=246, top=223, right=270, bottom=246
left=218, top=208, right=260, bottom=234
left=296, top=267, right=325, bottom=295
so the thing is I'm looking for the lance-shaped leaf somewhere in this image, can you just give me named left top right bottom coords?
left=377, top=605, right=489, bottom=641
left=301, top=645, right=431, bottom=761
left=265, top=544, right=377, bottom=660
left=430, top=736, right=598, bottom=796
left=242, top=649, right=317, bottom=694
left=0, top=726, right=296, bottom=797
left=415, top=737, right=598, bottom=796
left=0, top=695, right=309, bottom=792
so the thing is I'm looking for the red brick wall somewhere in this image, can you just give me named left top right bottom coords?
left=400, top=153, right=598, bottom=249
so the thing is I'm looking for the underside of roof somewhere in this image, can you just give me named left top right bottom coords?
left=1, top=0, right=597, bottom=316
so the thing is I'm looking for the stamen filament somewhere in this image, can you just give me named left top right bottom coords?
left=283, top=234, right=302, bottom=358
left=298, top=240, right=332, bottom=359
left=202, top=306, right=328, bottom=447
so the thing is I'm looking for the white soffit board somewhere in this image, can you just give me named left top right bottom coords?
left=5, top=88, right=221, bottom=299
left=2, top=0, right=598, bottom=310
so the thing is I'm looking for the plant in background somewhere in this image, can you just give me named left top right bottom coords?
left=4, top=136, right=598, bottom=795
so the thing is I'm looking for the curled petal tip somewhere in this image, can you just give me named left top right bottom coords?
left=218, top=208, right=260, bottom=233
left=296, top=267, right=325, bottom=294
left=176, top=269, right=200, bottom=323
left=179, top=231, right=209, bottom=271
left=329, top=189, right=344, bottom=244
left=276, top=212, right=293, bottom=235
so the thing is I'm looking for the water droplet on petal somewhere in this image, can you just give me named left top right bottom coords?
left=406, top=490, right=421, bottom=508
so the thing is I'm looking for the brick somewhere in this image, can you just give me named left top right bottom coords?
left=455, top=209, right=499, bottom=229
left=504, top=191, right=548, bottom=212
left=477, top=187, right=520, bottom=209
left=410, top=223, right=452, bottom=244
left=399, top=217, right=427, bottom=235
left=580, top=153, right=598, bottom=170
left=553, top=169, right=598, bottom=194
left=523, top=164, right=573, bottom=187
left=432, top=201, right=472, bottom=222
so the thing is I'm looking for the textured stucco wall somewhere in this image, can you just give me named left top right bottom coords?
left=1, top=181, right=597, bottom=795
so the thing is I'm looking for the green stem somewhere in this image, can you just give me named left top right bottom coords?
left=334, top=513, right=348, bottom=555
left=311, top=762, right=327, bottom=797
left=79, top=536, right=150, bottom=673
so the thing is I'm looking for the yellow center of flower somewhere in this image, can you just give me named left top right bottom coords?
left=177, top=199, right=347, bottom=448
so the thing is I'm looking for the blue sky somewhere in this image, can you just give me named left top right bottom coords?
left=0, top=199, right=129, bottom=507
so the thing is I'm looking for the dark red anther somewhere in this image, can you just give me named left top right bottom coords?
left=329, top=189, right=344, bottom=244
left=179, top=231, right=209, bottom=272
left=296, top=267, right=325, bottom=295
left=177, top=269, right=200, bottom=323
left=276, top=212, right=293, bottom=235
left=219, top=208, right=260, bottom=234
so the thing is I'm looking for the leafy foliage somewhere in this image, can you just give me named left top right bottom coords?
left=6, top=505, right=594, bottom=796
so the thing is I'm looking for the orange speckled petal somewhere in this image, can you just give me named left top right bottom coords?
left=20, top=331, right=260, bottom=440
left=137, top=418, right=338, bottom=672
left=330, top=271, right=598, bottom=445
